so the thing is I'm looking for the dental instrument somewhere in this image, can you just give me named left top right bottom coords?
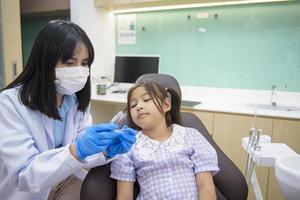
left=247, top=129, right=262, bottom=182
left=110, top=111, right=125, bottom=125
left=245, top=108, right=258, bottom=182
left=244, top=127, right=256, bottom=177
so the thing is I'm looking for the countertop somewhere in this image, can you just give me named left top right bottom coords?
left=91, top=83, right=300, bottom=120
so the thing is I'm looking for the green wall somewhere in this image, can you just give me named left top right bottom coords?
left=21, top=15, right=70, bottom=66
left=116, top=1, right=300, bottom=92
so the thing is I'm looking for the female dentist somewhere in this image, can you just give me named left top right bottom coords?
left=0, top=20, right=136, bottom=200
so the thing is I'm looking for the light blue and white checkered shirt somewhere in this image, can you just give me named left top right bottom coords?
left=111, top=124, right=219, bottom=200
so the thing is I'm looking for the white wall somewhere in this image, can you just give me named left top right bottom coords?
left=70, top=0, right=115, bottom=82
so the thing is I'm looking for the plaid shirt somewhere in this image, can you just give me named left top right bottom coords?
left=111, top=124, right=219, bottom=200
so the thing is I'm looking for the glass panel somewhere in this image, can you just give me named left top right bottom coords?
left=116, top=2, right=300, bottom=92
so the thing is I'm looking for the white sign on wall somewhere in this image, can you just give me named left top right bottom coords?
left=117, top=14, right=136, bottom=45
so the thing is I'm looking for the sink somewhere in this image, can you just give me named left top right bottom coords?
left=181, top=100, right=202, bottom=107
left=247, top=103, right=300, bottom=112
left=275, top=155, right=300, bottom=200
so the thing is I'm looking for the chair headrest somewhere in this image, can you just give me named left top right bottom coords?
left=136, top=73, right=182, bottom=100
left=116, top=73, right=181, bottom=128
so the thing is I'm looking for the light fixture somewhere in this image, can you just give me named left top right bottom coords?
left=112, top=0, right=294, bottom=14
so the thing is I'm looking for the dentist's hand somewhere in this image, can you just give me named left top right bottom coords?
left=105, top=125, right=137, bottom=158
left=75, top=123, right=119, bottom=160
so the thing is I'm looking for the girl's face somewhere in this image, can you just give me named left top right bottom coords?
left=56, top=42, right=89, bottom=68
left=129, top=86, right=171, bottom=131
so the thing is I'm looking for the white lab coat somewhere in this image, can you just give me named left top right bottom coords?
left=0, top=86, right=108, bottom=200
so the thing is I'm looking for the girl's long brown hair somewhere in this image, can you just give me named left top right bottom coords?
left=126, top=81, right=182, bottom=130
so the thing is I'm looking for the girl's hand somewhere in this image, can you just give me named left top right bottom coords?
left=196, top=172, right=217, bottom=200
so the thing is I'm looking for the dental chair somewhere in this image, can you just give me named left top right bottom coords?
left=80, top=74, right=248, bottom=200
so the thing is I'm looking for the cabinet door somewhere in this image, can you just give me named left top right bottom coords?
left=0, top=0, right=23, bottom=86
left=267, top=119, right=300, bottom=200
left=90, top=101, right=126, bottom=123
left=181, top=109, right=214, bottom=135
left=0, top=3, right=3, bottom=88
left=213, top=113, right=273, bottom=200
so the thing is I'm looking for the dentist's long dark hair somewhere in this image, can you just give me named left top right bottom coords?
left=127, top=81, right=182, bottom=130
left=1, top=20, right=94, bottom=120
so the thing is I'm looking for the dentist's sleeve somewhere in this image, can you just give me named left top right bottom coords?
left=0, top=94, right=107, bottom=193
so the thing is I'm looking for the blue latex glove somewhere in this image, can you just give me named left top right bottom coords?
left=75, top=122, right=119, bottom=160
left=105, top=125, right=137, bottom=158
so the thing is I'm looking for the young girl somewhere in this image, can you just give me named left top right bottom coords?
left=110, top=81, right=219, bottom=200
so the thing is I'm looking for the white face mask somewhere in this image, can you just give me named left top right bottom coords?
left=55, top=66, right=90, bottom=95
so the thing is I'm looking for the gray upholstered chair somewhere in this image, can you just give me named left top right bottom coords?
left=80, top=74, right=248, bottom=200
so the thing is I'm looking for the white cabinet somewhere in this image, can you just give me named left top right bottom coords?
left=96, top=0, right=131, bottom=6
left=115, top=0, right=132, bottom=3
left=132, top=0, right=163, bottom=2
left=95, top=0, right=245, bottom=10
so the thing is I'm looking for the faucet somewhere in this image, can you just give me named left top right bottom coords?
left=271, top=85, right=277, bottom=106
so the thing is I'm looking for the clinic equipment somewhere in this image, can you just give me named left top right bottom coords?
left=243, top=109, right=297, bottom=200
left=244, top=127, right=263, bottom=183
left=114, top=55, right=159, bottom=83
left=275, top=155, right=300, bottom=200
left=243, top=135, right=297, bottom=200
left=244, top=108, right=261, bottom=183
